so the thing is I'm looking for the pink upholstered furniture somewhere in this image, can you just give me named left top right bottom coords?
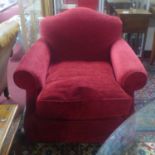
left=14, top=8, right=147, bottom=143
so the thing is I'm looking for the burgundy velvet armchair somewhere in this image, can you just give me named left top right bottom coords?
left=14, top=8, right=147, bottom=143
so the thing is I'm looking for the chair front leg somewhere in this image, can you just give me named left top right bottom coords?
left=4, top=87, right=10, bottom=99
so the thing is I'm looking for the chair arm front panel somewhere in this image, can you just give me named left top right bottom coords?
left=14, top=39, right=51, bottom=103
left=110, top=39, right=147, bottom=94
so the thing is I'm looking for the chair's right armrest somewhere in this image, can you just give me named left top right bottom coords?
left=14, top=39, right=51, bottom=94
left=110, top=39, right=147, bottom=95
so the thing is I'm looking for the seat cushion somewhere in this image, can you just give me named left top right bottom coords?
left=36, top=61, right=132, bottom=120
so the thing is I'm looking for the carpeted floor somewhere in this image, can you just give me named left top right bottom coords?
left=7, top=58, right=155, bottom=155
left=135, top=59, right=155, bottom=111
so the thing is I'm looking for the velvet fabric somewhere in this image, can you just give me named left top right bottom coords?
left=14, top=8, right=147, bottom=143
left=37, top=61, right=132, bottom=119
left=41, top=8, right=122, bottom=62
left=111, top=39, right=147, bottom=95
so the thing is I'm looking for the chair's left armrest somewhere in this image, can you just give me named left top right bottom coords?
left=14, top=39, right=51, bottom=92
left=110, top=39, right=147, bottom=94
left=14, top=39, right=51, bottom=112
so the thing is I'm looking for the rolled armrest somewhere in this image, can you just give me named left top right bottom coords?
left=14, top=39, right=51, bottom=91
left=111, top=39, right=147, bottom=94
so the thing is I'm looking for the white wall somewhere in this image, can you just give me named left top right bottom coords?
left=145, top=28, right=155, bottom=50
left=136, top=0, right=155, bottom=50
left=145, top=18, right=155, bottom=50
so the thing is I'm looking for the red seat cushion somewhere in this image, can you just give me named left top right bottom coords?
left=36, top=61, right=132, bottom=120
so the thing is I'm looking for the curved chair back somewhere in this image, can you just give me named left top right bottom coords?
left=41, top=7, right=122, bottom=62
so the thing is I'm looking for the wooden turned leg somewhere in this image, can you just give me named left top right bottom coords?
left=4, top=87, right=10, bottom=99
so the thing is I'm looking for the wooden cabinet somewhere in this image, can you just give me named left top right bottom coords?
left=114, top=9, right=151, bottom=56
left=105, top=0, right=132, bottom=14
left=115, top=9, right=151, bottom=33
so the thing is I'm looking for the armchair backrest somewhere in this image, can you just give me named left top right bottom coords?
left=40, top=7, right=122, bottom=63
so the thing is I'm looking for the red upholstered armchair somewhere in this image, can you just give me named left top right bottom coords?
left=14, top=8, right=147, bottom=143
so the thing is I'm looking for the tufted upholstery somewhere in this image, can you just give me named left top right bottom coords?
left=14, top=8, right=147, bottom=143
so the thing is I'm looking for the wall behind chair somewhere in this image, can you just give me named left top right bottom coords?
left=145, top=19, right=155, bottom=51
left=145, top=1, right=155, bottom=51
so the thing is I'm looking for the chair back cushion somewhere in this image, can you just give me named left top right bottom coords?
left=40, top=7, right=122, bottom=62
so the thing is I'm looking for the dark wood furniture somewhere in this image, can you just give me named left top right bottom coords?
left=114, top=9, right=151, bottom=56
left=115, top=9, right=151, bottom=33
left=105, top=0, right=132, bottom=14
